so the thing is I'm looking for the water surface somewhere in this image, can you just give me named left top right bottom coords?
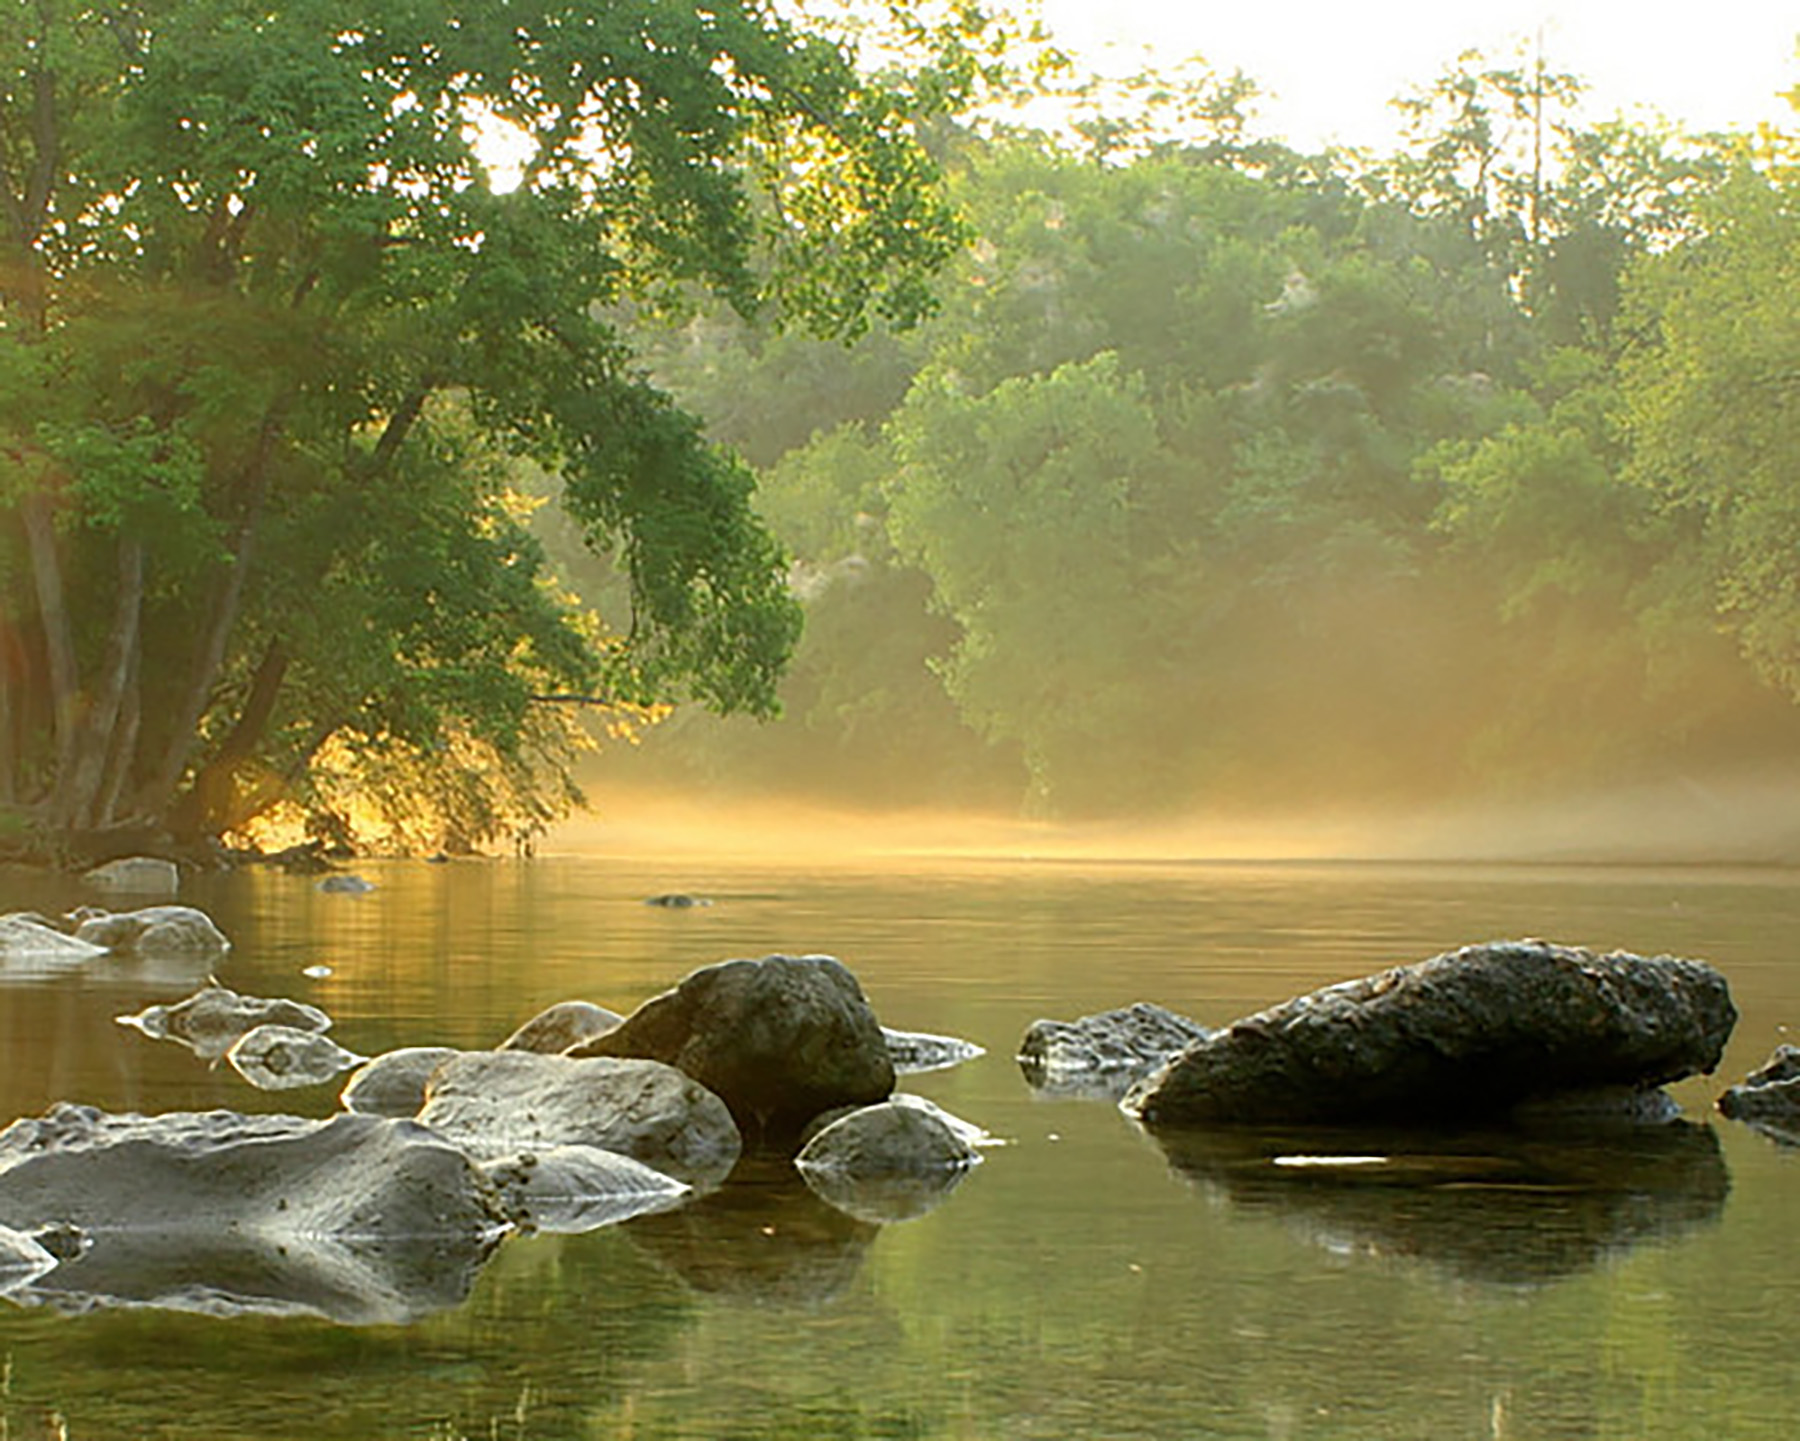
left=1, top=855, right=1796, bottom=1439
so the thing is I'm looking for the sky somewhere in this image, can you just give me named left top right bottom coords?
left=1034, top=0, right=1800, bottom=151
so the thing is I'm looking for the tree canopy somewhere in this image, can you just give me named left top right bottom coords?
left=0, top=0, right=968, bottom=851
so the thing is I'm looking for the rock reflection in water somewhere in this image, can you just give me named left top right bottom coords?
left=1144, top=1120, right=1730, bottom=1285
left=624, top=1156, right=876, bottom=1306
left=8, top=1227, right=500, bottom=1325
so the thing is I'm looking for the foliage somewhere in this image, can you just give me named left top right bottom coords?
left=0, top=0, right=969, bottom=848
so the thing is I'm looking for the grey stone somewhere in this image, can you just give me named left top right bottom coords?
left=74, top=906, right=229, bottom=963
left=1019, top=1002, right=1213, bottom=1097
left=795, top=1097, right=984, bottom=1224
left=0, top=1105, right=507, bottom=1323
left=1124, top=940, right=1737, bottom=1128
left=340, top=1046, right=464, bottom=1117
left=418, top=1050, right=741, bottom=1188
left=0, top=914, right=108, bottom=966
left=0, top=1224, right=58, bottom=1290
left=500, top=1000, right=623, bottom=1053
left=1717, top=1044, right=1800, bottom=1142
left=317, top=874, right=376, bottom=894
left=478, top=1145, right=689, bottom=1234
left=883, top=1026, right=985, bottom=1075
left=82, top=856, right=180, bottom=895
left=117, top=984, right=333, bottom=1062
left=226, top=1025, right=368, bottom=1091
left=570, top=954, right=895, bottom=1140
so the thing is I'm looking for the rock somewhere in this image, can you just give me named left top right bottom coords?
left=0, top=914, right=109, bottom=966
left=0, top=1224, right=59, bottom=1291
left=500, top=999, right=623, bottom=1053
left=81, top=856, right=180, bottom=895
left=340, top=1046, right=464, bottom=1117
left=1123, top=940, right=1737, bottom=1128
left=883, top=1026, right=985, bottom=1075
left=226, top=1025, right=368, bottom=1091
left=417, top=1050, right=741, bottom=1188
left=795, top=1096, right=985, bottom=1225
left=478, top=1145, right=689, bottom=1234
left=74, top=905, right=229, bottom=963
left=1716, top=1044, right=1800, bottom=1143
left=644, top=893, right=709, bottom=908
left=1019, top=1002, right=1213, bottom=1098
left=316, top=874, right=375, bottom=894
left=117, top=984, right=333, bottom=1062
left=0, top=1105, right=507, bottom=1323
left=569, top=954, right=895, bottom=1141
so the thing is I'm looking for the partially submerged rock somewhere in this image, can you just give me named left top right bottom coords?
left=795, top=1096, right=986, bottom=1225
left=0, top=1224, right=59, bottom=1292
left=1716, top=1044, right=1800, bottom=1144
left=570, top=953, right=895, bottom=1141
left=0, top=1105, right=507, bottom=1324
left=340, top=1046, right=464, bottom=1117
left=1019, top=1002, right=1213, bottom=1098
left=226, top=1024, right=368, bottom=1091
left=479, top=1145, right=689, bottom=1234
left=418, top=1050, right=741, bottom=1188
left=0, top=914, right=109, bottom=967
left=74, top=906, right=229, bottom=963
left=883, top=1026, right=985, bottom=1075
left=317, top=874, right=376, bottom=894
left=1124, top=940, right=1736, bottom=1128
left=82, top=856, right=180, bottom=895
left=117, top=984, right=333, bottom=1062
left=500, top=999, right=623, bottom=1054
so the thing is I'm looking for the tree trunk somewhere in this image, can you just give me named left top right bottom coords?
left=169, top=638, right=290, bottom=837
left=93, top=628, right=142, bottom=828
left=56, top=534, right=144, bottom=828
left=20, top=490, right=78, bottom=792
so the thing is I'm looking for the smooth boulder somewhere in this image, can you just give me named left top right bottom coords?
left=500, top=999, right=623, bottom=1053
left=479, top=1145, right=689, bottom=1234
left=226, top=1025, right=368, bottom=1091
left=417, top=1050, right=741, bottom=1187
left=340, top=1046, right=464, bottom=1117
left=570, top=954, right=895, bottom=1140
left=0, top=914, right=108, bottom=966
left=795, top=1097, right=984, bottom=1224
left=74, top=905, right=229, bottom=963
left=82, top=856, right=179, bottom=895
left=1124, top=940, right=1737, bottom=1128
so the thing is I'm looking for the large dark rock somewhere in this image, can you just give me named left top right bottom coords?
left=1019, top=1002, right=1213, bottom=1098
left=569, top=954, right=895, bottom=1141
left=0, top=1105, right=507, bottom=1323
left=1716, top=1044, right=1800, bottom=1144
left=416, top=1049, right=741, bottom=1187
left=1124, top=940, right=1737, bottom=1128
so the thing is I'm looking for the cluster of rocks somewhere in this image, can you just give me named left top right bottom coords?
left=0, top=938, right=991, bottom=1322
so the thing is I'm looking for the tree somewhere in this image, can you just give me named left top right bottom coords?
left=0, top=0, right=967, bottom=850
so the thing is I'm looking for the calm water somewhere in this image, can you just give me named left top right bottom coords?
left=2, top=853, right=1798, bottom=1440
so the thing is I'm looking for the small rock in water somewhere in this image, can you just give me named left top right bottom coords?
left=226, top=1025, right=367, bottom=1091
left=643, top=893, right=710, bottom=908
left=316, top=874, right=376, bottom=895
left=301, top=964, right=334, bottom=979
left=82, top=856, right=180, bottom=896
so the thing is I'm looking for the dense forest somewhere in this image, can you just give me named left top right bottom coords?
left=6, top=3, right=1800, bottom=852
left=579, top=43, right=1800, bottom=822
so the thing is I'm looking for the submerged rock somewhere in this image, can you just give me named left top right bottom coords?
left=0, top=914, right=109, bottom=967
left=1019, top=1002, right=1213, bottom=1098
left=316, top=873, right=376, bottom=894
left=882, top=1026, right=985, bottom=1075
left=340, top=1046, right=464, bottom=1117
left=418, top=1049, right=741, bottom=1188
left=569, top=953, right=895, bottom=1142
left=0, top=1105, right=506, bottom=1323
left=500, top=999, right=623, bottom=1054
left=1716, top=1044, right=1800, bottom=1144
left=1124, top=940, right=1736, bottom=1128
left=226, top=1024, right=368, bottom=1091
left=117, top=984, right=333, bottom=1062
left=74, top=905, right=229, bottom=963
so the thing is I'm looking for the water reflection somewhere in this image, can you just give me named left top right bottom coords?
left=1143, top=1119, right=1731, bottom=1285
left=623, top=1156, right=877, bottom=1306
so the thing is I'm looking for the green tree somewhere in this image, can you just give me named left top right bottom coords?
left=0, top=0, right=966, bottom=850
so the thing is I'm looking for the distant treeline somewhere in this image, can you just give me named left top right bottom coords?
left=561, top=52, right=1800, bottom=817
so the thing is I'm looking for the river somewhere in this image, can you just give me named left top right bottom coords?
left=0, top=852, right=1796, bottom=1439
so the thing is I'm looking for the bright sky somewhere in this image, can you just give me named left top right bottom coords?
left=1035, top=0, right=1800, bottom=151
